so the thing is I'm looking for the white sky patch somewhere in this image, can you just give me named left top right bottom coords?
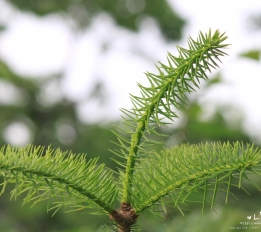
left=0, top=13, right=72, bottom=76
left=3, top=122, right=32, bottom=146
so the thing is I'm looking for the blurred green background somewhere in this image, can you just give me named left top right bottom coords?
left=0, top=0, right=261, bottom=231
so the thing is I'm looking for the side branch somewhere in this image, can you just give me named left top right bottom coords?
left=0, top=146, right=117, bottom=214
left=132, top=142, right=261, bottom=213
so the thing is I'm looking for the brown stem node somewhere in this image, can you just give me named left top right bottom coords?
left=109, top=202, right=138, bottom=232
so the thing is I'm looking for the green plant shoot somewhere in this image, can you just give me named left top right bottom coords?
left=0, top=29, right=261, bottom=232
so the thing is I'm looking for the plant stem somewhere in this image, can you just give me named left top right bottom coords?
left=109, top=202, right=138, bottom=232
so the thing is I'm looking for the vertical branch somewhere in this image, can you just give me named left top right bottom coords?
left=117, top=30, right=229, bottom=207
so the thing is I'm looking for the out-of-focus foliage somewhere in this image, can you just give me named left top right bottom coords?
left=8, top=0, right=185, bottom=40
left=242, top=12, right=261, bottom=61
left=170, top=102, right=251, bottom=145
left=240, top=50, right=261, bottom=61
left=0, top=64, right=117, bottom=167
left=173, top=102, right=251, bottom=144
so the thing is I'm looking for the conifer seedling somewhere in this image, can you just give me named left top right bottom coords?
left=1, top=30, right=261, bottom=232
